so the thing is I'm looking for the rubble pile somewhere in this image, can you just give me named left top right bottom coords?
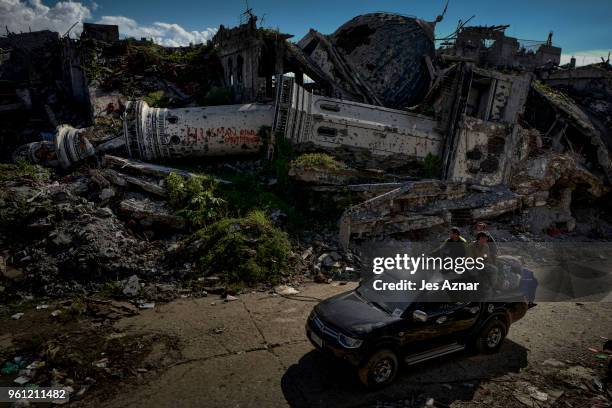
left=0, top=165, right=166, bottom=298
left=81, top=38, right=224, bottom=108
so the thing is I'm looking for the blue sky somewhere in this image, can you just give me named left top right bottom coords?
left=87, top=0, right=610, bottom=53
left=1, top=0, right=610, bottom=61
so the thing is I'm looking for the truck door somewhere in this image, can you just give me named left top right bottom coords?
left=400, top=302, right=481, bottom=351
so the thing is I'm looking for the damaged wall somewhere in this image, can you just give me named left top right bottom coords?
left=274, top=77, right=443, bottom=165
left=213, top=15, right=292, bottom=103
left=446, top=67, right=532, bottom=186
left=441, top=25, right=561, bottom=70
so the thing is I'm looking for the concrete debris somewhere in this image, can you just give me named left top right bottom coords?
left=122, top=275, right=140, bottom=297
left=118, top=198, right=185, bottom=230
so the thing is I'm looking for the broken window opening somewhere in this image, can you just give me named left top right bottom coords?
left=228, top=57, right=234, bottom=86
left=237, top=55, right=244, bottom=84
left=317, top=126, right=338, bottom=137
left=320, top=104, right=340, bottom=112
left=302, top=38, right=320, bottom=54
left=466, top=76, right=495, bottom=120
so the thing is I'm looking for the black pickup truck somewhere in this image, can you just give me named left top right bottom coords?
left=306, top=273, right=529, bottom=389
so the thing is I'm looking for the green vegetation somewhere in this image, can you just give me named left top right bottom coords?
left=291, top=153, right=346, bottom=171
left=202, top=87, right=234, bottom=106
left=0, top=162, right=54, bottom=230
left=165, top=173, right=226, bottom=228
left=217, top=172, right=302, bottom=231
left=143, top=90, right=171, bottom=108
left=421, top=153, right=442, bottom=178
left=268, top=132, right=293, bottom=189
left=80, top=39, right=224, bottom=106
left=192, top=210, right=292, bottom=288
left=0, top=160, right=51, bottom=183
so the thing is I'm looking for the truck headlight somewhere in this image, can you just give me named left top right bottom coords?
left=338, top=334, right=363, bottom=349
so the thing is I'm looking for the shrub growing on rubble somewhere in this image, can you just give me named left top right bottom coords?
left=292, top=153, right=346, bottom=171
left=165, top=173, right=226, bottom=228
left=191, top=210, right=292, bottom=286
left=143, top=90, right=171, bottom=107
left=0, top=160, right=50, bottom=183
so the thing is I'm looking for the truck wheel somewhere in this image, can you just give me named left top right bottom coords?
left=475, top=318, right=507, bottom=354
left=358, top=349, right=399, bottom=389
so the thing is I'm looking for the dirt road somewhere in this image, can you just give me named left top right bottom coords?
left=83, top=283, right=612, bottom=408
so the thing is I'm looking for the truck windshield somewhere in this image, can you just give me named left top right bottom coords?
left=356, top=271, right=420, bottom=316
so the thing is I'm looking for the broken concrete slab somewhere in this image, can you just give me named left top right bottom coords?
left=510, top=153, right=606, bottom=197
left=118, top=198, right=185, bottom=230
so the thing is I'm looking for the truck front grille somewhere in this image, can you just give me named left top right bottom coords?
left=311, top=313, right=340, bottom=340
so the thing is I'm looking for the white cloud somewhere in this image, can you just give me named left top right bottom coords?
left=0, top=0, right=91, bottom=36
left=0, top=0, right=217, bottom=46
left=97, top=16, right=217, bottom=46
left=561, top=50, right=612, bottom=66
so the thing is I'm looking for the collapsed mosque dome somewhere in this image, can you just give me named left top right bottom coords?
left=328, top=13, right=436, bottom=108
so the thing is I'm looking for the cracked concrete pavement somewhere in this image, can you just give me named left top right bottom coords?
left=83, top=283, right=612, bottom=408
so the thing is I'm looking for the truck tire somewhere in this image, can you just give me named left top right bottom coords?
left=358, top=349, right=399, bottom=389
left=474, top=318, right=507, bottom=354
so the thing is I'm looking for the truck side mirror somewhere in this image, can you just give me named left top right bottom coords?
left=413, top=310, right=428, bottom=322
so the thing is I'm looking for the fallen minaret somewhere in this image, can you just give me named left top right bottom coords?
left=15, top=76, right=444, bottom=168
left=121, top=100, right=275, bottom=160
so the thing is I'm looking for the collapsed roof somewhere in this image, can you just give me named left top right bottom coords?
left=296, top=13, right=437, bottom=108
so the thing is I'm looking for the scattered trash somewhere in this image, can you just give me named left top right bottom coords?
left=527, top=386, right=548, bottom=402
left=13, top=375, right=30, bottom=385
left=104, top=332, right=126, bottom=341
left=543, top=358, right=566, bottom=367
left=274, top=285, right=299, bottom=296
left=1, top=361, right=20, bottom=375
left=138, top=302, right=155, bottom=309
left=11, top=312, right=24, bottom=320
left=224, top=295, right=238, bottom=302
left=92, top=358, right=109, bottom=368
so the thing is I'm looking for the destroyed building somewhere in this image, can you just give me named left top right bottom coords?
left=5, top=11, right=612, bottom=248
left=439, top=24, right=562, bottom=70
left=81, top=23, right=120, bottom=43
left=295, top=13, right=438, bottom=108
left=212, top=14, right=292, bottom=103
left=0, top=30, right=92, bottom=159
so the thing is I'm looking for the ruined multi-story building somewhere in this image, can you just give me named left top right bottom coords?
left=81, top=23, right=120, bottom=43
left=439, top=24, right=562, bottom=70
